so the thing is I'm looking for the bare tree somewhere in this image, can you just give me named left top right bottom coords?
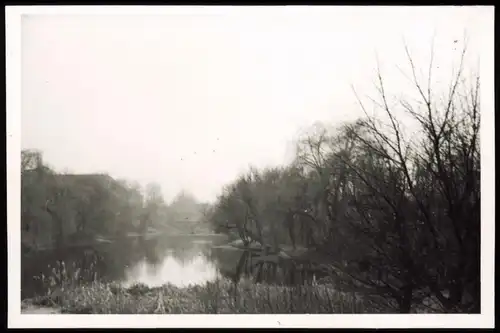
left=344, top=38, right=480, bottom=312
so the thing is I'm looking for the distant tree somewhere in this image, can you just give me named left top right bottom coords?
left=21, top=149, right=44, bottom=173
left=139, top=182, right=166, bottom=233
left=168, top=190, right=202, bottom=222
left=21, top=151, right=57, bottom=249
left=21, top=152, right=151, bottom=249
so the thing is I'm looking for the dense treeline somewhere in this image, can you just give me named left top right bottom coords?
left=21, top=151, right=210, bottom=252
left=205, top=45, right=480, bottom=313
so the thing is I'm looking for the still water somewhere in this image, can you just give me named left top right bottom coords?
left=122, top=248, right=219, bottom=288
left=21, top=233, right=317, bottom=300
left=21, top=234, right=236, bottom=299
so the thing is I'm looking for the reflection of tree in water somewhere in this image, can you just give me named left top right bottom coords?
left=169, top=245, right=205, bottom=266
left=134, top=235, right=209, bottom=267
left=137, top=236, right=162, bottom=266
left=22, top=235, right=238, bottom=299
left=21, top=237, right=158, bottom=298
left=51, top=242, right=137, bottom=284
left=208, top=247, right=318, bottom=286
left=153, top=237, right=216, bottom=266
left=22, top=246, right=109, bottom=298
left=95, top=239, right=146, bottom=282
left=145, top=262, right=160, bottom=276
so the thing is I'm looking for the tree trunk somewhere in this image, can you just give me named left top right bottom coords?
left=398, top=284, right=413, bottom=313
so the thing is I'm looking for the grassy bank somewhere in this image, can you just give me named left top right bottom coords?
left=22, top=279, right=373, bottom=314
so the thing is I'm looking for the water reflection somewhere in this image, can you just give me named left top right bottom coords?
left=209, top=246, right=321, bottom=286
left=122, top=254, right=219, bottom=288
left=21, top=234, right=229, bottom=299
left=21, top=233, right=318, bottom=300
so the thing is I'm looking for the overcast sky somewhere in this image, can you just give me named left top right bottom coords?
left=21, top=6, right=490, bottom=203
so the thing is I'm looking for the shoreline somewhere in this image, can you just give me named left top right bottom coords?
left=22, top=231, right=226, bottom=254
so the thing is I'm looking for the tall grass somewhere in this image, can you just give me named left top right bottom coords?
left=23, top=259, right=101, bottom=309
left=44, top=281, right=368, bottom=314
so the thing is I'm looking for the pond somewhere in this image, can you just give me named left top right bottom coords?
left=21, top=233, right=319, bottom=300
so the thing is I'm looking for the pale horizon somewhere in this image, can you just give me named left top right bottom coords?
left=20, top=7, right=488, bottom=203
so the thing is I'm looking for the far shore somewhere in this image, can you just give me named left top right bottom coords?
left=22, top=230, right=227, bottom=253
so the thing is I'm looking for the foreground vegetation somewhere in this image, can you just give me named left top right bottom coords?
left=22, top=258, right=440, bottom=314
left=22, top=278, right=380, bottom=314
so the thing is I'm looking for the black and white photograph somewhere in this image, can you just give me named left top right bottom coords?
left=6, top=5, right=494, bottom=328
